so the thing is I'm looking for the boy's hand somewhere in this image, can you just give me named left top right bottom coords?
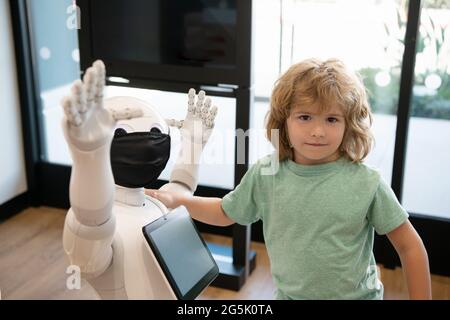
left=145, top=189, right=185, bottom=209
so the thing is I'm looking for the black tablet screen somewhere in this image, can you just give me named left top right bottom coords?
left=142, top=206, right=219, bottom=299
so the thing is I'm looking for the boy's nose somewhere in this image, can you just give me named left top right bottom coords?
left=310, top=125, right=325, bottom=137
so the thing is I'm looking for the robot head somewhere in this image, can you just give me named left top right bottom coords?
left=105, top=96, right=171, bottom=189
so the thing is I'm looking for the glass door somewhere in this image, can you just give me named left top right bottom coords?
left=403, top=0, right=450, bottom=220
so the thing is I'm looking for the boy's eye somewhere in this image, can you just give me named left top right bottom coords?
left=327, top=117, right=338, bottom=123
left=298, top=115, right=311, bottom=121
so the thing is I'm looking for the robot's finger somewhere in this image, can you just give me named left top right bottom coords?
left=201, top=97, right=211, bottom=113
left=93, top=60, right=106, bottom=108
left=62, top=96, right=76, bottom=116
left=195, top=90, right=205, bottom=116
left=110, top=106, right=143, bottom=121
left=205, top=114, right=214, bottom=128
left=71, top=80, right=87, bottom=113
left=62, top=96, right=82, bottom=126
left=93, top=60, right=105, bottom=74
left=209, top=105, right=218, bottom=119
left=200, top=97, right=211, bottom=119
left=196, top=90, right=205, bottom=106
left=83, top=67, right=98, bottom=109
left=203, top=106, right=217, bottom=129
left=188, top=100, right=195, bottom=114
left=188, top=88, right=196, bottom=99
left=205, top=119, right=214, bottom=129
left=204, top=97, right=212, bottom=109
left=83, top=67, right=97, bottom=92
left=188, top=88, right=196, bottom=114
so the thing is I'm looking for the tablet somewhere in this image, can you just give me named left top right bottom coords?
left=142, top=206, right=219, bottom=300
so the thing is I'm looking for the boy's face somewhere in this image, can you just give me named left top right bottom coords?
left=286, top=103, right=346, bottom=165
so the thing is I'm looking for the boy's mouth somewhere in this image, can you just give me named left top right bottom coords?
left=305, top=143, right=327, bottom=147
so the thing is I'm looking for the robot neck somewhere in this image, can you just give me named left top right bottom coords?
left=115, top=185, right=146, bottom=207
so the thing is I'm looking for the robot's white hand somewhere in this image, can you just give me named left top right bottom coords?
left=166, top=89, right=218, bottom=146
left=61, top=60, right=114, bottom=151
left=61, top=60, right=143, bottom=151
left=186, top=88, right=218, bottom=131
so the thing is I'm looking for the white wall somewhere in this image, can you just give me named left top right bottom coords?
left=0, top=0, right=27, bottom=204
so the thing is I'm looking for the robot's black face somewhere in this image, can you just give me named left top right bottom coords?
left=110, top=130, right=171, bottom=189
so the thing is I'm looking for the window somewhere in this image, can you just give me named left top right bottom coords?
left=249, top=0, right=282, bottom=164
left=403, top=0, right=450, bottom=219
left=29, top=0, right=80, bottom=163
left=250, top=0, right=409, bottom=185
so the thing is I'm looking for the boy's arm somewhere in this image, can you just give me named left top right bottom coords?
left=386, top=220, right=432, bottom=299
left=146, top=190, right=235, bottom=226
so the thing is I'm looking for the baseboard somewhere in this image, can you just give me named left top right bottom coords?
left=0, top=192, right=30, bottom=222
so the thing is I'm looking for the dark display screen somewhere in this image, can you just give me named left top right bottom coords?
left=90, top=0, right=237, bottom=69
left=142, top=206, right=219, bottom=299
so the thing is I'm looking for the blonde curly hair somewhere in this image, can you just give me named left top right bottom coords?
left=266, top=58, right=374, bottom=163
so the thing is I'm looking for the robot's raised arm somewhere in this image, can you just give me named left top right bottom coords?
left=161, top=89, right=218, bottom=196
left=61, top=61, right=142, bottom=276
left=61, top=61, right=116, bottom=226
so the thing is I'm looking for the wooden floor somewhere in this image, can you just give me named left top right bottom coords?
left=0, top=207, right=449, bottom=300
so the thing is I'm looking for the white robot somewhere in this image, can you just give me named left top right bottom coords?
left=61, top=60, right=218, bottom=299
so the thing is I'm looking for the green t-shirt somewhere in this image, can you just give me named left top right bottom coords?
left=221, top=155, right=408, bottom=300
